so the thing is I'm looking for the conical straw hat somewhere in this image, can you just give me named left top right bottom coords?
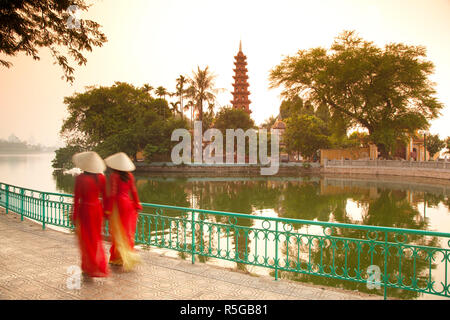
left=104, top=152, right=136, bottom=172
left=72, top=151, right=106, bottom=174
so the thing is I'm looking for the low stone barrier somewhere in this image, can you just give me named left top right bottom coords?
left=325, top=159, right=450, bottom=170
left=323, top=162, right=450, bottom=180
left=135, top=162, right=321, bottom=175
left=134, top=160, right=450, bottom=180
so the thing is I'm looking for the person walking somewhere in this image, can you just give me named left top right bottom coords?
left=104, top=152, right=142, bottom=271
left=71, top=151, right=109, bottom=278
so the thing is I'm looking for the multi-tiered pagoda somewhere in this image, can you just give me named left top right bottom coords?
left=231, top=41, right=251, bottom=115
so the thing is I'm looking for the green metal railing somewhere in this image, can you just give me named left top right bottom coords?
left=1, top=181, right=450, bottom=300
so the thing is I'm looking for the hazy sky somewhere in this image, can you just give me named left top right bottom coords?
left=1, top=0, right=450, bottom=146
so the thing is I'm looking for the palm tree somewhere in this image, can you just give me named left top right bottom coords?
left=185, top=100, right=195, bottom=129
left=155, top=86, right=168, bottom=100
left=170, top=101, right=181, bottom=116
left=154, top=86, right=169, bottom=119
left=176, top=75, right=187, bottom=120
left=186, top=66, right=218, bottom=127
left=207, top=102, right=215, bottom=114
left=142, top=83, right=153, bottom=97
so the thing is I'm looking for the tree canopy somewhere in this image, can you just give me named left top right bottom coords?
left=0, top=0, right=107, bottom=83
left=213, top=106, right=255, bottom=134
left=278, top=97, right=363, bottom=157
left=283, top=114, right=331, bottom=159
left=426, top=134, right=445, bottom=157
left=270, top=30, right=444, bottom=158
left=186, top=66, right=219, bottom=125
left=279, top=96, right=304, bottom=120
left=53, top=82, right=187, bottom=168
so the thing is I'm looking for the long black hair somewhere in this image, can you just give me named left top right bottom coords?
left=113, top=169, right=130, bottom=182
left=83, top=171, right=99, bottom=186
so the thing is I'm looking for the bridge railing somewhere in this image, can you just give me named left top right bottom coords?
left=1, top=181, right=450, bottom=300
left=0, top=182, right=74, bottom=230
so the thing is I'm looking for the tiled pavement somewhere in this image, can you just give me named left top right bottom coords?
left=0, top=208, right=381, bottom=300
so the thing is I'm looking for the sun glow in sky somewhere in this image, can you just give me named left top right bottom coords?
left=1, top=0, right=450, bottom=146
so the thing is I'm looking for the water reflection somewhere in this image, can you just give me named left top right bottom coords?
left=52, top=172, right=450, bottom=233
left=276, top=188, right=438, bottom=300
left=0, top=153, right=58, bottom=192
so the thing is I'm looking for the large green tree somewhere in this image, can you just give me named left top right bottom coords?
left=0, top=0, right=107, bottom=83
left=54, top=82, right=187, bottom=168
left=283, top=114, right=331, bottom=159
left=213, top=106, right=255, bottom=134
left=280, top=97, right=353, bottom=151
left=270, top=30, right=444, bottom=158
left=426, top=134, right=445, bottom=158
left=142, top=116, right=188, bottom=162
left=212, top=107, right=256, bottom=160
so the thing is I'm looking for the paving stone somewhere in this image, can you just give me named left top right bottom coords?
left=0, top=211, right=381, bottom=300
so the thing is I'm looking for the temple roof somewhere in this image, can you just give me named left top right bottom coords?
left=272, top=119, right=286, bottom=130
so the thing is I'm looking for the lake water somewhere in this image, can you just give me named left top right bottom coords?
left=1, top=152, right=450, bottom=300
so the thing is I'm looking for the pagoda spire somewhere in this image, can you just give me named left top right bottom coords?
left=231, top=41, right=251, bottom=115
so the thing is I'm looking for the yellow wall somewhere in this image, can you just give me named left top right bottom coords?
left=320, top=147, right=374, bottom=165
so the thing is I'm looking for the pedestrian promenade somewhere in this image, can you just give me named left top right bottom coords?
left=0, top=208, right=380, bottom=300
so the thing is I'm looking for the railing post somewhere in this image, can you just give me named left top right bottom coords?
left=20, top=188, right=24, bottom=221
left=274, top=221, right=279, bottom=281
left=41, top=193, right=46, bottom=230
left=5, top=185, right=9, bottom=214
left=191, top=210, right=195, bottom=264
left=383, top=231, right=388, bottom=300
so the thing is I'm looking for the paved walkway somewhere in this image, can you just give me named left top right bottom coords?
left=0, top=208, right=380, bottom=300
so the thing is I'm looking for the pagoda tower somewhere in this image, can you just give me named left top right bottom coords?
left=231, top=41, right=251, bottom=115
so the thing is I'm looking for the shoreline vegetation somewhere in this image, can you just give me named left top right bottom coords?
left=0, top=138, right=56, bottom=154
left=0, top=149, right=56, bottom=155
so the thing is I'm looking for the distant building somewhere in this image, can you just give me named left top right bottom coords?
left=403, top=135, right=431, bottom=161
left=320, top=132, right=435, bottom=164
left=231, top=41, right=251, bottom=115
left=271, top=118, right=286, bottom=151
left=388, top=132, right=433, bottom=161
left=8, top=134, right=21, bottom=143
left=272, top=118, right=286, bottom=131
left=271, top=117, right=303, bottom=162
